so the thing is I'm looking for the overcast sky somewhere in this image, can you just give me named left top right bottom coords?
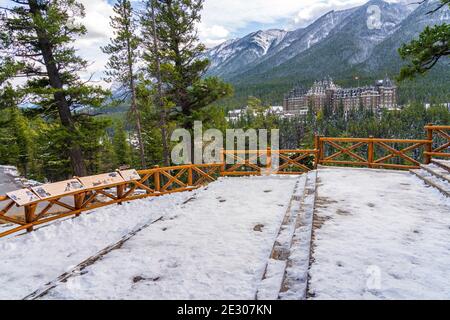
left=1, top=0, right=418, bottom=85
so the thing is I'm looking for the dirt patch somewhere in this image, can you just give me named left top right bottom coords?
left=336, top=209, right=352, bottom=216
left=313, top=215, right=331, bottom=230
left=253, top=224, right=264, bottom=232
left=132, top=276, right=160, bottom=283
left=315, top=196, right=338, bottom=209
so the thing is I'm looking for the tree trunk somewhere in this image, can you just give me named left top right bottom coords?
left=28, top=0, right=87, bottom=177
left=150, top=0, right=170, bottom=166
left=127, top=37, right=146, bottom=169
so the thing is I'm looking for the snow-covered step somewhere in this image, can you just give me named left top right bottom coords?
left=279, top=170, right=317, bottom=300
left=257, top=171, right=318, bottom=300
left=410, top=169, right=450, bottom=197
left=431, top=159, right=450, bottom=173
left=420, top=164, right=450, bottom=184
left=256, top=175, right=307, bottom=300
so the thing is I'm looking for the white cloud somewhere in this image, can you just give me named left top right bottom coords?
left=198, top=23, right=231, bottom=47
left=1, top=0, right=420, bottom=84
left=74, top=0, right=115, bottom=86
left=199, top=0, right=419, bottom=47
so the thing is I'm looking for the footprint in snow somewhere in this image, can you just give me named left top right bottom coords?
left=253, top=224, right=264, bottom=232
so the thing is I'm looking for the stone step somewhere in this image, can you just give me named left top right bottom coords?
left=279, top=170, right=317, bottom=300
left=410, top=169, right=450, bottom=198
left=257, top=170, right=318, bottom=301
left=420, top=164, right=450, bottom=184
left=431, top=159, right=450, bottom=173
left=256, top=174, right=307, bottom=300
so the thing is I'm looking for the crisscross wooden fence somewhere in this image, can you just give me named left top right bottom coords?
left=317, top=137, right=431, bottom=170
left=0, top=164, right=222, bottom=238
left=221, top=149, right=318, bottom=176
left=424, top=125, right=450, bottom=162
left=0, top=124, right=448, bottom=239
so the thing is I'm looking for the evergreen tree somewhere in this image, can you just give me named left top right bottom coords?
left=113, top=121, right=132, bottom=167
left=102, top=0, right=146, bottom=168
left=10, top=107, right=33, bottom=176
left=141, top=0, right=233, bottom=133
left=0, top=0, right=108, bottom=176
left=398, top=0, right=449, bottom=80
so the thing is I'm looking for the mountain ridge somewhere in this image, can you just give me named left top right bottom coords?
left=204, top=0, right=449, bottom=106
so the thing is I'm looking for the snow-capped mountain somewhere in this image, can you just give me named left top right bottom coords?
left=204, top=29, right=287, bottom=78
left=363, top=0, right=450, bottom=71
left=204, top=0, right=445, bottom=81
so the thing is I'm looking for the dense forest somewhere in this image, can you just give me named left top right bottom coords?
left=0, top=0, right=448, bottom=182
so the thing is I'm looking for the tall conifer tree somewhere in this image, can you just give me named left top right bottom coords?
left=102, top=0, right=146, bottom=168
left=0, top=0, right=107, bottom=176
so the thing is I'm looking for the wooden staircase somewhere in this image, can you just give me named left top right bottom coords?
left=410, top=160, right=450, bottom=197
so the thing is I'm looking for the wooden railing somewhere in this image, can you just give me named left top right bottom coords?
left=0, top=164, right=222, bottom=238
left=424, top=125, right=450, bottom=163
left=0, top=124, right=448, bottom=239
left=317, top=137, right=431, bottom=170
left=221, top=148, right=318, bottom=176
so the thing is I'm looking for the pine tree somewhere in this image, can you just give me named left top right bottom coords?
left=398, top=0, right=450, bottom=80
left=113, top=121, right=132, bottom=167
left=141, top=0, right=170, bottom=166
left=102, top=0, right=146, bottom=168
left=0, top=0, right=108, bottom=176
left=141, top=0, right=233, bottom=132
left=10, top=107, right=33, bottom=176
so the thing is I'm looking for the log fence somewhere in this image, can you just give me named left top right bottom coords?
left=317, top=137, right=431, bottom=170
left=424, top=125, right=450, bottom=162
left=0, top=124, right=448, bottom=239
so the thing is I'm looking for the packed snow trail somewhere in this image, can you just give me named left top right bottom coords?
left=308, top=167, right=450, bottom=300
left=0, top=192, right=195, bottom=300
left=36, top=176, right=299, bottom=300
left=0, top=166, right=22, bottom=196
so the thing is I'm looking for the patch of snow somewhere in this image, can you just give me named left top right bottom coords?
left=0, top=192, right=195, bottom=299
left=0, top=165, right=20, bottom=178
left=308, top=167, right=450, bottom=300
left=37, top=176, right=299, bottom=300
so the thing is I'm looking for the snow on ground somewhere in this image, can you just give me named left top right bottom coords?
left=309, top=167, right=450, bottom=300
left=0, top=191, right=195, bottom=300
left=39, top=176, right=299, bottom=300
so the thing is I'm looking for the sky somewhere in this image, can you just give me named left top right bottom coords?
left=0, top=0, right=418, bottom=86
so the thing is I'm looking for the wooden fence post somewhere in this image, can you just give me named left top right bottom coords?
left=25, top=203, right=37, bottom=232
left=154, top=166, right=161, bottom=193
left=266, top=147, right=272, bottom=173
left=188, top=165, right=193, bottom=186
left=425, top=123, right=433, bottom=165
left=220, top=148, right=226, bottom=174
left=319, top=136, right=325, bottom=163
left=314, top=135, right=320, bottom=169
left=74, top=192, right=86, bottom=216
left=368, top=136, right=374, bottom=168
left=116, top=185, right=125, bottom=205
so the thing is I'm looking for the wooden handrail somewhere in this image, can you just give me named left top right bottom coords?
left=1, top=124, right=448, bottom=239
left=425, top=125, right=450, bottom=130
left=425, top=124, right=450, bottom=162
left=0, top=164, right=223, bottom=238
left=317, top=136, right=432, bottom=170
left=319, top=137, right=431, bottom=144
